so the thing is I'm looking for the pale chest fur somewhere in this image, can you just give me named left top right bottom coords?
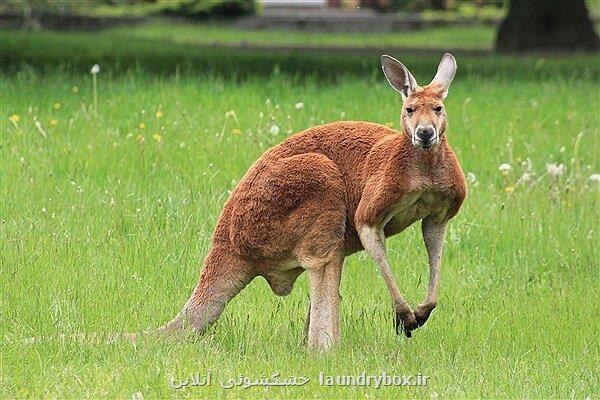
left=382, top=175, right=460, bottom=238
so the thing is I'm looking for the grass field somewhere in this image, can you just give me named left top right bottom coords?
left=1, top=27, right=599, bottom=398
left=3, top=27, right=599, bottom=84
left=113, top=22, right=496, bottom=50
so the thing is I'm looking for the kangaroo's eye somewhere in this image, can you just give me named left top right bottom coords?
left=405, top=107, right=414, bottom=114
left=434, top=106, right=443, bottom=112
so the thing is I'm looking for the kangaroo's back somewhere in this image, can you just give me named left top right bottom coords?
left=220, top=121, right=396, bottom=253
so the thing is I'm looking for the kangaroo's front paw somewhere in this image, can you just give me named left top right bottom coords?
left=413, top=302, right=436, bottom=327
left=395, top=306, right=418, bottom=338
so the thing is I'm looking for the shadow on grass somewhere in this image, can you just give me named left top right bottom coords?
left=1, top=29, right=599, bottom=81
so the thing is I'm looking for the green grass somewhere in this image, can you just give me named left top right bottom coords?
left=111, top=22, right=496, bottom=50
left=1, top=31, right=599, bottom=399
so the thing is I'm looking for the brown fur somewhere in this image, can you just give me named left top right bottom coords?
left=159, top=54, right=467, bottom=350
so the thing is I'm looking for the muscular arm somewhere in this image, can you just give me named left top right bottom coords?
left=355, top=177, right=418, bottom=336
left=413, top=215, right=447, bottom=326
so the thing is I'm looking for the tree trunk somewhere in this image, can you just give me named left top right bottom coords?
left=495, top=0, right=599, bottom=52
left=430, top=0, right=447, bottom=10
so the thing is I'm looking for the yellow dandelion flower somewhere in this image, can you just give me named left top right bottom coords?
left=504, top=186, right=515, bottom=193
left=136, top=134, right=145, bottom=142
left=385, top=122, right=394, bottom=127
left=53, top=102, right=62, bottom=110
left=72, top=86, right=79, bottom=93
left=9, top=114, right=20, bottom=123
left=49, top=119, right=58, bottom=126
left=232, top=128, right=242, bottom=135
left=152, top=133, right=162, bottom=142
left=155, top=111, right=163, bottom=119
left=139, top=122, right=146, bottom=129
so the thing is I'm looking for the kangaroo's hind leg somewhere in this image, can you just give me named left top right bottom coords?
left=304, top=251, right=344, bottom=350
left=229, top=152, right=348, bottom=348
left=291, top=171, right=346, bottom=349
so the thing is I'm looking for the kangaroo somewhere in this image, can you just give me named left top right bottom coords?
left=155, top=53, right=467, bottom=350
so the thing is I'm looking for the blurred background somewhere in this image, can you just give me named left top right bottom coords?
left=1, top=0, right=599, bottom=76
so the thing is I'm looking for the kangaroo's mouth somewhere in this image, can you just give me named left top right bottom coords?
left=412, top=136, right=438, bottom=150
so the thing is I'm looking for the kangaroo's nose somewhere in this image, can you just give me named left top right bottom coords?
left=416, top=127, right=436, bottom=143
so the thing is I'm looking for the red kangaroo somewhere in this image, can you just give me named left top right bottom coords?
left=158, top=53, right=467, bottom=350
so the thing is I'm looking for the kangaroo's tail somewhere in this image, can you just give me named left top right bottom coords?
left=21, top=332, right=140, bottom=345
left=158, top=248, right=254, bottom=335
left=20, top=249, right=253, bottom=345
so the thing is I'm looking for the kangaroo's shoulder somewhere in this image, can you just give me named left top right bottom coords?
left=283, top=120, right=396, bottom=147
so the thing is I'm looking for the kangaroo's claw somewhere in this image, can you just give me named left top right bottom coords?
left=395, top=308, right=418, bottom=338
left=413, top=302, right=436, bottom=327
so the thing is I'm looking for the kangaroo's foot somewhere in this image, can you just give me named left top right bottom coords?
left=395, top=304, right=418, bottom=338
left=413, top=302, right=436, bottom=327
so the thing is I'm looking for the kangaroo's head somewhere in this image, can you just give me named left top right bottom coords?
left=381, top=53, right=457, bottom=150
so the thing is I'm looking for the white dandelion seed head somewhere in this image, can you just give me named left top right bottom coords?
left=521, top=172, right=534, bottom=182
left=269, top=125, right=280, bottom=135
left=294, top=102, right=304, bottom=110
left=589, top=173, right=600, bottom=182
left=131, top=390, right=144, bottom=400
left=546, top=163, right=565, bottom=177
left=466, top=172, right=477, bottom=184
left=498, top=163, right=512, bottom=172
left=90, top=64, right=100, bottom=74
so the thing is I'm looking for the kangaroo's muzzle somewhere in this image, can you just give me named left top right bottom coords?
left=413, top=125, right=438, bottom=149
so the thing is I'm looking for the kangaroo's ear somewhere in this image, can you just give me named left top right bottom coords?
left=430, top=53, right=457, bottom=99
left=381, top=55, right=418, bottom=100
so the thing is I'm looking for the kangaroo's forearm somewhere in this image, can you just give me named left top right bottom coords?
left=421, top=216, right=447, bottom=305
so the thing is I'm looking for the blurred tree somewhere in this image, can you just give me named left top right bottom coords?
left=161, top=0, right=256, bottom=19
left=496, top=0, right=599, bottom=51
left=430, top=0, right=448, bottom=10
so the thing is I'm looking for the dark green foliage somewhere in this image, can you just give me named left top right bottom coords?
left=155, top=0, right=256, bottom=19
left=2, top=29, right=598, bottom=82
left=0, top=0, right=256, bottom=19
